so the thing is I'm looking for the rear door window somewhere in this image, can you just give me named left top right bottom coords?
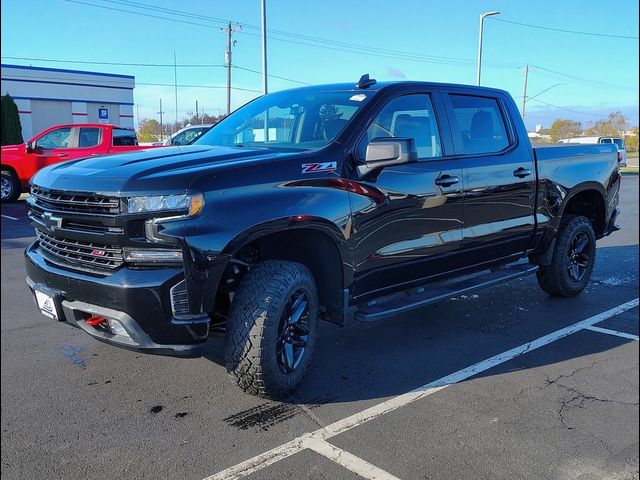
left=613, top=138, right=625, bottom=149
left=113, top=129, right=138, bottom=146
left=448, top=94, right=510, bottom=155
left=77, top=127, right=101, bottom=148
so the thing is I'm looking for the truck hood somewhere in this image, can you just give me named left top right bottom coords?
left=31, top=145, right=293, bottom=194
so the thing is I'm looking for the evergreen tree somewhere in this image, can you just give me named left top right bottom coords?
left=1, top=94, right=24, bottom=145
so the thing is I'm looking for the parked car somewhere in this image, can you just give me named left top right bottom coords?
left=1, top=123, right=154, bottom=202
left=25, top=76, right=621, bottom=397
left=558, top=136, right=627, bottom=167
left=163, top=124, right=213, bottom=146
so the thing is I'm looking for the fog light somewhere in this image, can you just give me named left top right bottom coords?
left=107, top=319, right=129, bottom=337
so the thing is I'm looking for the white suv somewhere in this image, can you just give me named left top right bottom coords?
left=558, top=136, right=627, bottom=167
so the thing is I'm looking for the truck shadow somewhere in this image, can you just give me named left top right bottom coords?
left=201, top=244, right=638, bottom=407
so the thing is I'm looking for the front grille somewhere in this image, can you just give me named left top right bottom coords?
left=36, top=230, right=124, bottom=270
left=31, top=186, right=120, bottom=215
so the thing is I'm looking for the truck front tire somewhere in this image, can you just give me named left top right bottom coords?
left=1, top=171, right=21, bottom=203
left=224, top=260, right=319, bottom=397
left=536, top=215, right=596, bottom=297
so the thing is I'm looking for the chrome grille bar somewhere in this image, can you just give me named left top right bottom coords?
left=36, top=230, right=124, bottom=270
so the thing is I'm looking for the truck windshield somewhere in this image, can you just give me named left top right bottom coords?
left=194, top=90, right=371, bottom=150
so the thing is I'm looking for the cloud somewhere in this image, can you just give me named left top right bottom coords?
left=386, top=67, right=407, bottom=80
left=523, top=103, right=639, bottom=130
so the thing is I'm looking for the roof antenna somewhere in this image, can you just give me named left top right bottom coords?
left=356, top=74, right=377, bottom=89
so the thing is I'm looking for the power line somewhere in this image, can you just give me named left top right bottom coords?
left=62, top=0, right=517, bottom=69
left=99, top=0, right=476, bottom=63
left=526, top=97, right=611, bottom=118
left=1, top=56, right=225, bottom=68
left=233, top=65, right=311, bottom=85
left=489, top=17, right=639, bottom=40
left=532, top=65, right=636, bottom=91
left=2, top=55, right=308, bottom=87
left=0, top=68, right=261, bottom=92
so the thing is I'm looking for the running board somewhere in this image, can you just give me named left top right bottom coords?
left=354, top=263, right=538, bottom=322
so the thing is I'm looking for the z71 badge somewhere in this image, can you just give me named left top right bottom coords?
left=301, top=162, right=337, bottom=174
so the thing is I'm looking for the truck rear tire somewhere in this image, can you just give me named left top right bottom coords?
left=536, top=215, right=596, bottom=297
left=1, top=171, right=21, bottom=203
left=224, top=260, right=319, bottom=397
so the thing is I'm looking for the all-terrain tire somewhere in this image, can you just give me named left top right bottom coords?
left=536, top=215, right=596, bottom=297
left=1, top=170, right=21, bottom=203
left=224, top=260, right=319, bottom=397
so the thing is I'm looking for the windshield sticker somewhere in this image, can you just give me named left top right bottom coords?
left=302, top=162, right=337, bottom=174
left=349, top=94, right=367, bottom=102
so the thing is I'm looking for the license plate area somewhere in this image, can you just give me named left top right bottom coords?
left=33, top=286, right=63, bottom=321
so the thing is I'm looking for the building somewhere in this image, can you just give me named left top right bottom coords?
left=0, top=64, right=135, bottom=140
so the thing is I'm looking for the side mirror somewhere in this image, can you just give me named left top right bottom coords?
left=358, top=137, right=417, bottom=176
left=26, top=141, right=37, bottom=153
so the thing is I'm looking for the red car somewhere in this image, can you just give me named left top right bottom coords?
left=1, top=123, right=153, bottom=202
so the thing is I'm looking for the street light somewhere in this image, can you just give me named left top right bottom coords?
left=476, top=11, right=499, bottom=86
left=528, top=83, right=567, bottom=101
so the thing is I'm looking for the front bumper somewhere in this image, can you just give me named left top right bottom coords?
left=25, top=243, right=210, bottom=356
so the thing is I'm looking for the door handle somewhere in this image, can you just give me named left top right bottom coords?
left=434, top=175, right=459, bottom=187
left=513, top=167, right=532, bottom=178
left=56, top=153, right=69, bottom=158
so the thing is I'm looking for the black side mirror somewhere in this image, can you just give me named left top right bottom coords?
left=26, top=141, right=37, bottom=153
left=358, top=137, right=417, bottom=176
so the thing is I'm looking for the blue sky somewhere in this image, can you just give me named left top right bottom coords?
left=2, top=0, right=638, bottom=130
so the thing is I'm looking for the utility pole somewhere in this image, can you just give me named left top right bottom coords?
left=261, top=0, right=268, bottom=95
left=521, top=64, right=529, bottom=117
left=195, top=100, right=199, bottom=124
left=174, top=51, right=179, bottom=132
left=158, top=98, right=165, bottom=141
left=222, top=22, right=241, bottom=115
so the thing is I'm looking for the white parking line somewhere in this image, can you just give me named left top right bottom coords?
left=204, top=298, right=639, bottom=480
left=1, top=214, right=18, bottom=220
left=585, top=325, right=639, bottom=341
left=303, top=437, right=401, bottom=480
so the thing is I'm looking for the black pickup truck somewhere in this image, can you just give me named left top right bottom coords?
left=25, top=76, right=621, bottom=396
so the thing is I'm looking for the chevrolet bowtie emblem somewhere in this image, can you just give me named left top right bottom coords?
left=42, top=212, right=63, bottom=232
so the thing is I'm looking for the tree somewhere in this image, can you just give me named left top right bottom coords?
left=549, top=119, right=582, bottom=142
left=319, top=104, right=343, bottom=123
left=588, top=111, right=628, bottom=137
left=1, top=94, right=24, bottom=145
left=626, top=126, right=639, bottom=153
left=137, top=118, right=161, bottom=142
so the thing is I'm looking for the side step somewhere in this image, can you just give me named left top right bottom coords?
left=354, top=263, right=538, bottom=322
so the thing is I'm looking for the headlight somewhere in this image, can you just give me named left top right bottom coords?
left=124, top=247, right=183, bottom=264
left=127, top=193, right=204, bottom=216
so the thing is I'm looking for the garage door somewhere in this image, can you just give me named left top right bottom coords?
left=30, top=100, right=73, bottom=135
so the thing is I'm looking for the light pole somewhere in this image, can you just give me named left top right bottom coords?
left=476, top=11, right=499, bottom=86
left=261, top=0, right=268, bottom=95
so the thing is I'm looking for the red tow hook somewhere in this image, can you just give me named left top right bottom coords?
left=86, top=315, right=107, bottom=327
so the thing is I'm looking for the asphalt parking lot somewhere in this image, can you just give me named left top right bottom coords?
left=1, top=176, right=638, bottom=480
